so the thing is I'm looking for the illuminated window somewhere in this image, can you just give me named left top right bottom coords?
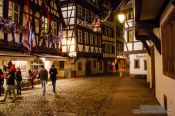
left=52, top=21, right=57, bottom=35
left=0, top=0, right=3, bottom=17
left=8, top=1, right=20, bottom=23
left=127, top=30, right=134, bottom=42
left=41, top=17, right=49, bottom=35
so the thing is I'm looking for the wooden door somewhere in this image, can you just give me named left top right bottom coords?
left=86, top=61, right=91, bottom=75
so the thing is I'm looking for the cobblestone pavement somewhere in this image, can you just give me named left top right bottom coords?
left=0, top=75, right=117, bottom=116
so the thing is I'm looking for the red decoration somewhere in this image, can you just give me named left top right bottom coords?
left=92, top=18, right=101, bottom=32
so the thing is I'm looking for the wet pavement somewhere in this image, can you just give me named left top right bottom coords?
left=0, top=75, right=166, bottom=116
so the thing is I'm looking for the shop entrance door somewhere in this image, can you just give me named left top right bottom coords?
left=86, top=61, right=91, bottom=75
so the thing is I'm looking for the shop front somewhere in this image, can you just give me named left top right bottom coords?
left=33, top=54, right=68, bottom=78
left=0, top=50, right=34, bottom=80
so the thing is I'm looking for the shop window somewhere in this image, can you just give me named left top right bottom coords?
left=134, top=59, right=140, bottom=69
left=0, top=0, right=3, bottom=17
left=127, top=30, right=134, bottom=42
left=8, top=1, right=20, bottom=23
left=162, top=11, right=175, bottom=79
left=94, top=60, right=96, bottom=68
left=78, top=62, right=82, bottom=71
left=144, top=60, right=147, bottom=70
left=59, top=61, right=64, bottom=69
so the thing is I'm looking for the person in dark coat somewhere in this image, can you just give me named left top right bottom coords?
left=49, top=65, right=58, bottom=93
left=0, top=69, right=4, bottom=96
left=3, top=64, right=16, bottom=102
left=115, top=61, right=119, bottom=72
left=39, top=65, right=48, bottom=95
left=16, top=68, right=22, bottom=95
left=28, top=70, right=34, bottom=89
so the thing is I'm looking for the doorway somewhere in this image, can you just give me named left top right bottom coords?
left=86, top=61, right=91, bottom=75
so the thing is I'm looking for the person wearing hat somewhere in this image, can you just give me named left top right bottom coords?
left=39, top=65, right=48, bottom=95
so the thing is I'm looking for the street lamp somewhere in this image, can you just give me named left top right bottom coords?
left=117, top=13, right=125, bottom=23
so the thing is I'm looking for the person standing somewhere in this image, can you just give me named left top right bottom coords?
left=16, top=68, right=22, bottom=95
left=0, top=69, right=4, bottom=96
left=39, top=65, right=48, bottom=95
left=49, top=65, right=57, bottom=93
left=3, top=63, right=16, bottom=102
left=28, top=70, right=34, bottom=89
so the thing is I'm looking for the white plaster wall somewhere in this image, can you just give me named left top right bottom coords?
left=129, top=54, right=147, bottom=75
left=146, top=54, right=152, bottom=87
left=153, top=3, right=175, bottom=116
left=133, top=42, right=143, bottom=50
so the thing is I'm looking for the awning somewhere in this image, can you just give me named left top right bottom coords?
left=33, top=54, right=67, bottom=61
left=0, top=50, right=33, bottom=61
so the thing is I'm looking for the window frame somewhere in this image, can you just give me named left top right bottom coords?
left=8, top=1, right=20, bottom=23
left=134, top=59, right=140, bottom=69
left=161, top=9, right=175, bottom=79
left=59, top=61, right=64, bottom=69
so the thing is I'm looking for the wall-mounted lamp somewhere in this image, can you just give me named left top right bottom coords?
left=118, top=13, right=125, bottom=23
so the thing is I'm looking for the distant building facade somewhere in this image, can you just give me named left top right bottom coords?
left=61, top=0, right=116, bottom=76
left=123, top=0, right=147, bottom=76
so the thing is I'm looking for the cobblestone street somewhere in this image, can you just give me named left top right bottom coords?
left=0, top=75, right=117, bottom=116
left=0, top=75, right=165, bottom=116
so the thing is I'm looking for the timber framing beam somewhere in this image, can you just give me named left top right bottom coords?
left=136, top=20, right=160, bottom=28
left=135, top=35, right=150, bottom=41
left=144, top=29, right=161, bottom=55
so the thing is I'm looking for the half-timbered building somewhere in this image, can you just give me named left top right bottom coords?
left=61, top=0, right=104, bottom=76
left=101, top=0, right=116, bottom=73
left=0, top=0, right=66, bottom=77
left=123, top=0, right=147, bottom=76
